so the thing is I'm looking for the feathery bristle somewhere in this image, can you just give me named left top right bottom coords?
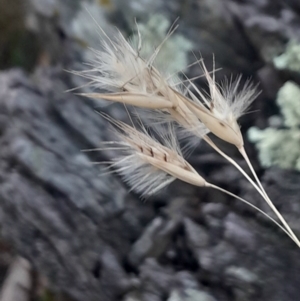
left=187, top=58, right=258, bottom=120
left=183, top=58, right=259, bottom=148
left=218, top=76, right=259, bottom=119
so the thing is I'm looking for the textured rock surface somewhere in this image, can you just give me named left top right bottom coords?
left=0, top=0, right=300, bottom=301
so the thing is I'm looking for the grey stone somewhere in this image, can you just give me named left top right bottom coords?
left=168, top=289, right=217, bottom=301
left=129, top=217, right=180, bottom=267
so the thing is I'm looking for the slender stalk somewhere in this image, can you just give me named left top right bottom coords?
left=203, top=135, right=300, bottom=247
left=238, top=146, right=300, bottom=247
left=206, top=183, right=295, bottom=242
left=238, top=146, right=267, bottom=199
left=203, top=135, right=264, bottom=195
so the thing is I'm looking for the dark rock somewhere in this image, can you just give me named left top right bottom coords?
left=224, top=213, right=257, bottom=251
left=224, top=266, right=260, bottom=301
left=1, top=1, right=300, bottom=301
left=128, top=217, right=180, bottom=267
left=0, top=69, right=151, bottom=301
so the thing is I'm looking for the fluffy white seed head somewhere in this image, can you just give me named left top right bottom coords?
left=102, top=116, right=206, bottom=196
left=75, top=28, right=186, bottom=110
left=185, top=59, right=259, bottom=148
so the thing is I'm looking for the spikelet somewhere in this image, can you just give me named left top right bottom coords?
left=74, top=28, right=174, bottom=108
left=183, top=59, right=259, bottom=149
left=101, top=114, right=206, bottom=196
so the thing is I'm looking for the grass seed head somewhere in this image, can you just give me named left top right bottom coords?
left=74, top=29, right=185, bottom=111
left=185, top=59, right=259, bottom=148
left=74, top=19, right=300, bottom=248
left=102, top=115, right=206, bottom=196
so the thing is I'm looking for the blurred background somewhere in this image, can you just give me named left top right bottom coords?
left=1, top=0, right=300, bottom=300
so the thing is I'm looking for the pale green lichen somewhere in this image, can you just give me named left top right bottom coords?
left=130, top=14, right=194, bottom=75
left=273, top=41, right=300, bottom=72
left=248, top=81, right=300, bottom=170
left=277, top=81, right=300, bottom=127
